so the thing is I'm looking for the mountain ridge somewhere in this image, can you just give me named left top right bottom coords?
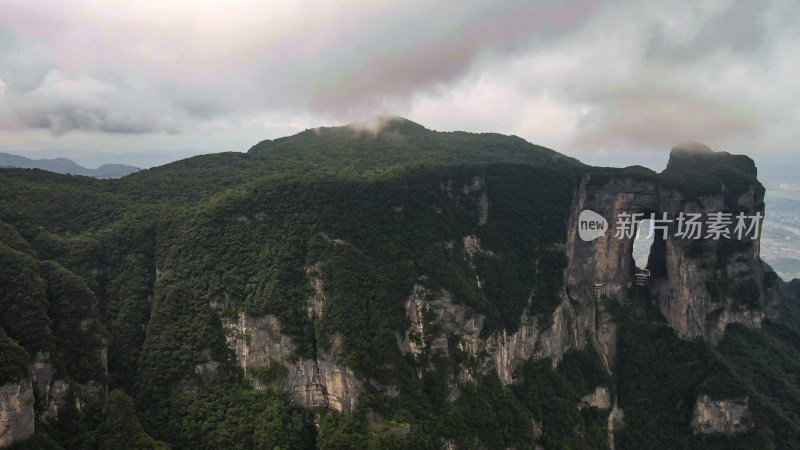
left=0, top=152, right=139, bottom=178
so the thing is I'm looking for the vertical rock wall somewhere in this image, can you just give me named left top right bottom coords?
left=0, top=380, right=34, bottom=448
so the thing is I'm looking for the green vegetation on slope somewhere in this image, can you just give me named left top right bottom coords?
left=0, top=328, right=29, bottom=386
left=0, top=118, right=786, bottom=449
left=613, top=284, right=800, bottom=449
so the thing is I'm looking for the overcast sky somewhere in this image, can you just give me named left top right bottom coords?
left=0, top=0, right=798, bottom=168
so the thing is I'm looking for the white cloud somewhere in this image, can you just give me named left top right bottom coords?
left=0, top=0, right=798, bottom=164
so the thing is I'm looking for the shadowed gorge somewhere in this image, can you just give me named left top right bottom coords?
left=1, top=118, right=798, bottom=449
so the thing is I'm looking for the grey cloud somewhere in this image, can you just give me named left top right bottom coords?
left=0, top=27, right=53, bottom=94
left=0, top=69, right=190, bottom=136
left=2, top=0, right=602, bottom=131
left=306, top=0, right=599, bottom=117
left=1, top=63, right=54, bottom=94
left=0, top=0, right=797, bottom=159
left=175, top=97, right=227, bottom=120
left=573, top=88, right=757, bottom=150
left=158, top=82, right=234, bottom=121
left=17, top=105, right=175, bottom=136
left=645, top=2, right=767, bottom=64
left=0, top=27, right=18, bottom=54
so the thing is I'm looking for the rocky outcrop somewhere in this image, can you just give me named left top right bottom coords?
left=216, top=259, right=364, bottom=413
left=29, top=351, right=106, bottom=421
left=691, top=395, right=751, bottom=435
left=563, top=175, right=659, bottom=371
left=306, top=263, right=325, bottom=319
left=223, top=312, right=362, bottom=413
left=300, top=353, right=360, bottom=413
left=0, top=380, right=34, bottom=448
left=30, top=352, right=76, bottom=421
left=194, top=349, right=220, bottom=377
left=226, top=314, right=294, bottom=369
left=443, top=174, right=488, bottom=226
left=579, top=386, right=611, bottom=410
left=607, top=402, right=624, bottom=450
left=398, top=283, right=581, bottom=387
left=565, top=144, right=769, bottom=346
left=0, top=335, right=107, bottom=444
left=650, top=182, right=765, bottom=344
left=29, top=352, right=63, bottom=420
left=566, top=177, right=659, bottom=302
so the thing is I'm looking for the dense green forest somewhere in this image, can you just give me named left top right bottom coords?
left=1, top=118, right=798, bottom=449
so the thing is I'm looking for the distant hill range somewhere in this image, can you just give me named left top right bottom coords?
left=0, top=152, right=139, bottom=178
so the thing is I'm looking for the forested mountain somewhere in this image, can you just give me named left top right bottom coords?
left=1, top=117, right=799, bottom=449
left=0, top=153, right=139, bottom=179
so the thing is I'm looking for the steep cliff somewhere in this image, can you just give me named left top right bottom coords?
left=565, top=143, right=767, bottom=347
left=221, top=311, right=362, bottom=413
left=0, top=380, right=34, bottom=448
left=0, top=239, right=109, bottom=445
left=194, top=142, right=775, bottom=448
left=29, top=350, right=107, bottom=421
left=397, top=281, right=580, bottom=389
left=651, top=144, right=767, bottom=344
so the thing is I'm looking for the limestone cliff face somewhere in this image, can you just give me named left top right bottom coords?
left=565, top=144, right=769, bottom=346
left=651, top=184, right=765, bottom=344
left=217, top=170, right=581, bottom=413
left=563, top=175, right=661, bottom=371
left=217, top=147, right=768, bottom=433
left=0, top=324, right=107, bottom=443
left=29, top=351, right=107, bottom=421
left=0, top=380, right=34, bottom=448
left=222, top=312, right=362, bottom=413
left=691, top=395, right=751, bottom=434
left=305, top=263, right=325, bottom=320
left=565, top=176, right=659, bottom=301
left=225, top=263, right=582, bottom=413
left=398, top=282, right=581, bottom=388
left=215, top=257, right=365, bottom=414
